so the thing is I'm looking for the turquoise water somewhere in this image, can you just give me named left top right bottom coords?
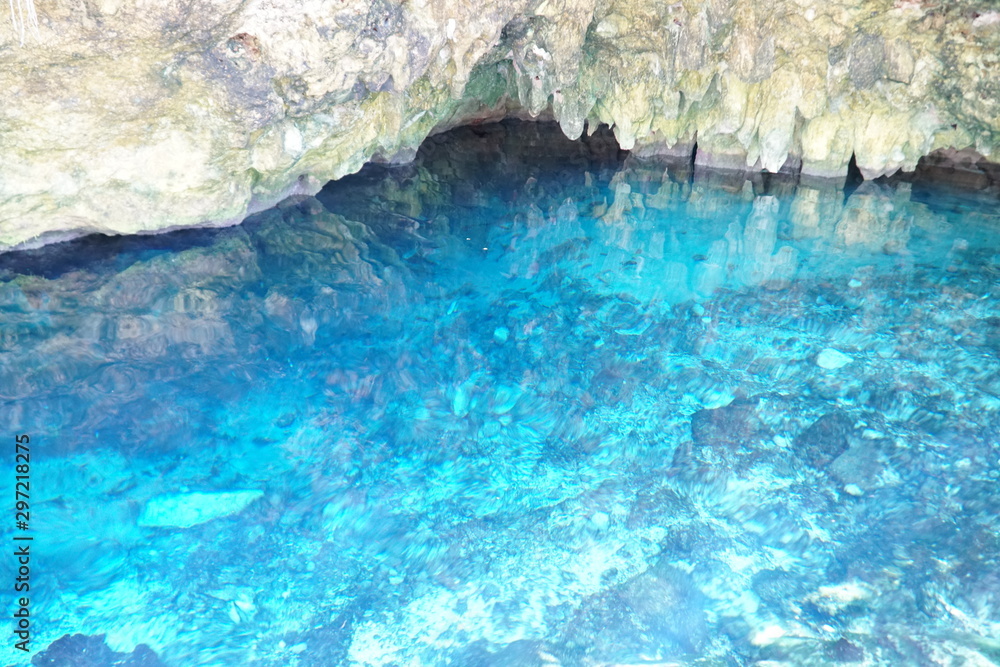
left=3, top=121, right=1000, bottom=666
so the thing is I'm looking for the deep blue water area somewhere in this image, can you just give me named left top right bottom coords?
left=3, top=121, right=1000, bottom=666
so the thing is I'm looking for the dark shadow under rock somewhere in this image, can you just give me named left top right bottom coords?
left=826, top=637, right=866, bottom=663
left=912, top=147, right=1000, bottom=193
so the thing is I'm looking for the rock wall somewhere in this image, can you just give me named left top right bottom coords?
left=0, top=0, right=998, bottom=250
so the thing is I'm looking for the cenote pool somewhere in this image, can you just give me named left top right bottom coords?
left=3, top=121, right=1000, bottom=666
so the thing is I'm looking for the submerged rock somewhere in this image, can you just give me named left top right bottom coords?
left=826, top=637, right=866, bottom=663
left=752, top=568, right=804, bottom=609
left=816, top=348, right=853, bottom=370
left=829, top=440, right=889, bottom=492
left=795, top=411, right=854, bottom=468
left=561, top=559, right=709, bottom=662
left=449, top=639, right=554, bottom=667
left=691, top=399, right=766, bottom=449
left=138, top=490, right=264, bottom=528
left=31, top=634, right=166, bottom=667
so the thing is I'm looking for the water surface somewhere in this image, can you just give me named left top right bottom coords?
left=2, top=122, right=1000, bottom=666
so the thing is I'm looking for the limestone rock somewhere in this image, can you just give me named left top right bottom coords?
left=1, top=0, right=998, bottom=250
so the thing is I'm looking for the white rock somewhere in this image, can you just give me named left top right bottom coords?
left=972, top=11, right=1000, bottom=28
left=816, top=348, right=853, bottom=370
left=815, top=581, right=872, bottom=609
left=751, top=624, right=786, bottom=646
left=139, top=490, right=263, bottom=528
left=283, top=124, right=303, bottom=156
left=452, top=381, right=473, bottom=417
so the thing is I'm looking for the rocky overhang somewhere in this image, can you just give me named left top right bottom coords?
left=0, top=0, right=997, bottom=251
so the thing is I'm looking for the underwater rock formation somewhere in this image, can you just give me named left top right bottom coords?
left=0, top=0, right=998, bottom=249
left=32, top=633, right=166, bottom=666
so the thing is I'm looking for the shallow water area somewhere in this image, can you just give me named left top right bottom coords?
left=2, top=121, right=1000, bottom=666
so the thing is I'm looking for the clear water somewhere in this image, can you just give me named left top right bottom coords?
left=3, top=121, right=1000, bottom=666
